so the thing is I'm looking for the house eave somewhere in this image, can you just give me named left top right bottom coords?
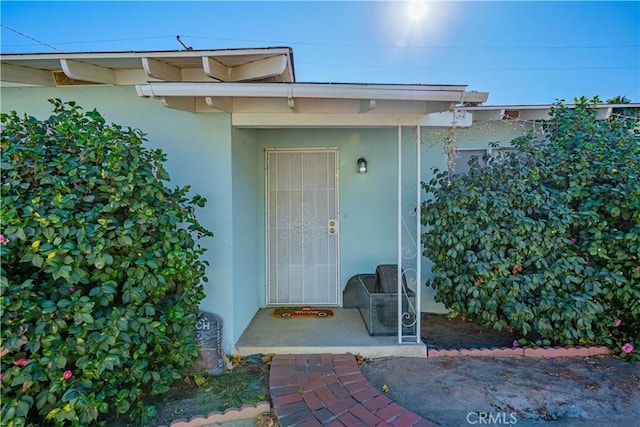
left=0, top=47, right=296, bottom=85
left=460, top=103, right=640, bottom=122
left=133, top=82, right=487, bottom=127
left=135, top=81, right=488, bottom=103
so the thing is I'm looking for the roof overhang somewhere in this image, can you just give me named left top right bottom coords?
left=0, top=47, right=492, bottom=128
left=460, top=103, right=640, bottom=122
left=134, top=81, right=489, bottom=127
left=0, top=47, right=295, bottom=86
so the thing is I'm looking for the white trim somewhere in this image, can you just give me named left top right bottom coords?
left=0, top=48, right=294, bottom=61
left=462, top=104, right=640, bottom=122
left=415, top=125, right=422, bottom=344
left=232, top=111, right=473, bottom=128
left=136, top=82, right=488, bottom=103
left=396, top=125, right=403, bottom=343
left=461, top=103, right=640, bottom=110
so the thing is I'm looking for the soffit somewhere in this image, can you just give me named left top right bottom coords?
left=460, top=103, right=640, bottom=122
left=132, top=81, right=488, bottom=128
left=0, top=48, right=295, bottom=86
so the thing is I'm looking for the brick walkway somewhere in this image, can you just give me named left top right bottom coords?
left=269, top=354, right=437, bottom=427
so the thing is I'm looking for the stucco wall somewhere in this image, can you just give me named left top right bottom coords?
left=230, top=127, right=260, bottom=344
left=0, top=86, right=241, bottom=352
left=1, top=85, right=531, bottom=347
left=256, top=124, right=527, bottom=313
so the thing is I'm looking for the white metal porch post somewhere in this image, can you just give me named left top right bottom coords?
left=415, top=125, right=422, bottom=344
left=397, top=125, right=403, bottom=343
left=396, top=124, right=422, bottom=344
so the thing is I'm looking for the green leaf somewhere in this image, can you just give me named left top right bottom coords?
left=117, top=235, right=133, bottom=246
left=62, top=389, right=78, bottom=402
left=102, top=252, right=113, bottom=265
left=32, top=254, right=44, bottom=268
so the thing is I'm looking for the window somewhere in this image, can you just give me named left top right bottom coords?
left=452, top=147, right=517, bottom=175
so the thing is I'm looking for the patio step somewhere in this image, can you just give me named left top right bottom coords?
left=269, top=354, right=437, bottom=427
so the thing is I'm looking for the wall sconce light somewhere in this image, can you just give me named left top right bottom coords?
left=357, top=157, right=368, bottom=173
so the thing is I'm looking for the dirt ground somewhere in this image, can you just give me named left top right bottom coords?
left=358, top=314, right=640, bottom=426
left=421, top=313, right=517, bottom=349
left=110, top=315, right=639, bottom=427
left=361, top=355, right=640, bottom=426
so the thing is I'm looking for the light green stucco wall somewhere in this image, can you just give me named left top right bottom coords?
left=230, top=127, right=260, bottom=342
left=1, top=84, right=531, bottom=347
left=0, top=86, right=242, bottom=352
left=255, top=124, right=528, bottom=313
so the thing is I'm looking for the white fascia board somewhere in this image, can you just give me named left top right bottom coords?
left=463, top=103, right=639, bottom=112
left=462, top=104, right=639, bottom=122
left=136, top=82, right=488, bottom=103
left=231, top=111, right=472, bottom=128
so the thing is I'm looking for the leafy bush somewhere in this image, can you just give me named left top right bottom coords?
left=421, top=97, right=639, bottom=360
left=1, top=100, right=213, bottom=425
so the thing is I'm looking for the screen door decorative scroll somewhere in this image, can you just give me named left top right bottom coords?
left=266, top=149, right=339, bottom=305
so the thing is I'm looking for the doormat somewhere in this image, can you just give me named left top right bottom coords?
left=271, top=306, right=334, bottom=319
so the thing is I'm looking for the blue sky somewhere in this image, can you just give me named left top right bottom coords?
left=1, top=1, right=638, bottom=105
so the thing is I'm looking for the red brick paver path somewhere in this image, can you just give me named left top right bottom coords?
left=269, top=354, right=437, bottom=427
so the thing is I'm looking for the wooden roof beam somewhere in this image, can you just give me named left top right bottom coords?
left=60, top=59, right=117, bottom=84
left=142, top=57, right=182, bottom=81
left=360, top=99, right=376, bottom=113
left=203, top=54, right=288, bottom=82
left=205, top=96, right=233, bottom=112
left=1, top=63, right=55, bottom=86
left=161, top=96, right=196, bottom=112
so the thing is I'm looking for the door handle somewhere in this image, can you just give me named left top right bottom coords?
left=328, top=219, right=338, bottom=235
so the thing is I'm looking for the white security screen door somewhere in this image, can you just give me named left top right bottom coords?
left=266, top=149, right=339, bottom=305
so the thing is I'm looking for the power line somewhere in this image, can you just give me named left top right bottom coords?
left=1, top=35, right=176, bottom=48
left=2, top=32, right=638, bottom=51
left=297, top=61, right=639, bottom=72
left=183, top=35, right=639, bottom=51
left=0, top=24, right=61, bottom=52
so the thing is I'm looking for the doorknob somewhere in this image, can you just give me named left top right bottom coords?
left=328, top=219, right=338, bottom=235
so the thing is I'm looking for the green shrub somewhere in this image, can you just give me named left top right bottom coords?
left=421, top=96, right=639, bottom=360
left=1, top=99, right=213, bottom=425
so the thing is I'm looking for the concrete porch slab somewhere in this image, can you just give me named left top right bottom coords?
left=235, top=308, right=426, bottom=359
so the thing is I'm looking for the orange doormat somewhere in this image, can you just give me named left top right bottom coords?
left=271, top=306, right=334, bottom=319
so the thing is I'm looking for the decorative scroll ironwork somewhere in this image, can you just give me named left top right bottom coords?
left=397, top=126, right=422, bottom=342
